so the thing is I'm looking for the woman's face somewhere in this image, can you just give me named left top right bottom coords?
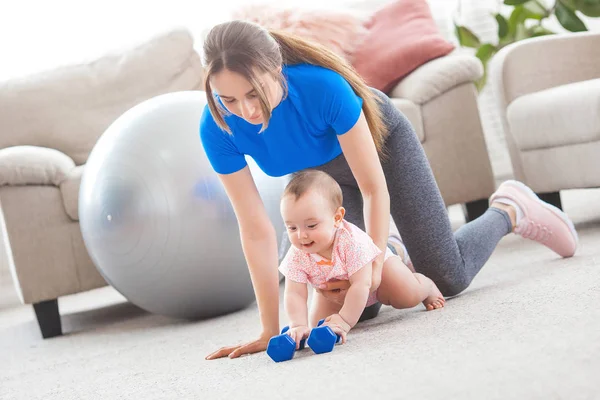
left=210, top=67, right=282, bottom=125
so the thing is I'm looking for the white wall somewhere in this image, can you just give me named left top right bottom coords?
left=0, top=0, right=361, bottom=81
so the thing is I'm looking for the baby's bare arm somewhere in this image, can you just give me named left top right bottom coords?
left=338, top=263, right=372, bottom=328
left=284, top=279, right=309, bottom=327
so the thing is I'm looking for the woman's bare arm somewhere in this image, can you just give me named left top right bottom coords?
left=206, top=166, right=280, bottom=359
left=337, top=112, right=390, bottom=288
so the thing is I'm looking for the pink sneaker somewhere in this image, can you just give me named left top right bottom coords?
left=490, top=180, right=578, bottom=258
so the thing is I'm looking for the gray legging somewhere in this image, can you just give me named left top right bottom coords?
left=303, top=89, right=513, bottom=299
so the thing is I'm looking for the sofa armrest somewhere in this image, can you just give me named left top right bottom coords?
left=0, top=146, right=75, bottom=186
left=490, top=31, right=600, bottom=108
left=387, top=53, right=483, bottom=104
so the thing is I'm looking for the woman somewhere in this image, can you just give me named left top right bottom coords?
left=200, top=20, right=578, bottom=360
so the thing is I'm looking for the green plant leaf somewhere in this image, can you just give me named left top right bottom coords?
left=508, top=6, right=526, bottom=37
left=504, top=0, right=529, bottom=5
left=560, top=0, right=600, bottom=17
left=523, top=1, right=547, bottom=19
left=508, top=5, right=544, bottom=37
left=507, top=4, right=547, bottom=42
left=499, top=35, right=516, bottom=46
left=556, top=1, right=588, bottom=31
left=475, top=64, right=489, bottom=92
left=475, top=76, right=487, bottom=92
left=495, top=14, right=509, bottom=38
left=455, top=25, right=481, bottom=48
left=528, top=25, right=556, bottom=37
left=475, top=43, right=497, bottom=64
left=474, top=44, right=498, bottom=92
left=515, top=21, right=530, bottom=40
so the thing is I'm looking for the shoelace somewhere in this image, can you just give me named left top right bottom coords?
left=515, top=218, right=552, bottom=243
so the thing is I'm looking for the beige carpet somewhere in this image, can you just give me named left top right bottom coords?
left=1, top=189, right=599, bottom=400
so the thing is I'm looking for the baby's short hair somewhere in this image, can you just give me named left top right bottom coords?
left=282, top=170, right=343, bottom=211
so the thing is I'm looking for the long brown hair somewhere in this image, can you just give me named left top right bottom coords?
left=202, top=20, right=387, bottom=155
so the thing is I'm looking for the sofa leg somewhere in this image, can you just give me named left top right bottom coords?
left=537, top=191, right=562, bottom=211
left=33, top=299, right=62, bottom=339
left=463, top=199, right=489, bottom=222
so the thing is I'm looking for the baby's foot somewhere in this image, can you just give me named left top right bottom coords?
left=423, top=281, right=445, bottom=311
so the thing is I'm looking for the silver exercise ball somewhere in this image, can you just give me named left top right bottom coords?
left=79, top=91, right=286, bottom=319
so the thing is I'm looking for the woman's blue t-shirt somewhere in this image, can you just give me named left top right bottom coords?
left=199, top=64, right=364, bottom=177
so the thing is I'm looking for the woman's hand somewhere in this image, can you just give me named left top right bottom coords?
left=205, top=331, right=275, bottom=360
left=317, top=279, right=350, bottom=305
left=286, top=325, right=311, bottom=349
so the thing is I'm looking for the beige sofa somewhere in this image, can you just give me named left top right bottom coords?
left=0, top=30, right=205, bottom=338
left=490, top=31, right=600, bottom=209
left=0, top=28, right=494, bottom=338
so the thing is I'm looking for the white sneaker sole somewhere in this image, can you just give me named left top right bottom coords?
left=500, top=180, right=579, bottom=247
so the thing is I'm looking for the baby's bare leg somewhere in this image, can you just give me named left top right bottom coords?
left=377, top=256, right=445, bottom=311
left=387, top=241, right=416, bottom=273
left=309, top=290, right=343, bottom=328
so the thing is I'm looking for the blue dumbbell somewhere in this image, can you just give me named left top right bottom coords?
left=266, top=325, right=307, bottom=362
left=307, top=319, right=341, bottom=354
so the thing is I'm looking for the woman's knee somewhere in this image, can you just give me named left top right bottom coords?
left=414, top=254, right=473, bottom=297
left=433, top=274, right=471, bottom=298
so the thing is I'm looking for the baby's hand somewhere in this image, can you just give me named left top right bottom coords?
left=322, top=314, right=351, bottom=344
left=287, top=325, right=311, bottom=349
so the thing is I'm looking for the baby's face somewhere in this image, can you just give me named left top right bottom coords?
left=281, top=190, right=342, bottom=255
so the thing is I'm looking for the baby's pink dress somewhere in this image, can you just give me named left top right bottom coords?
left=279, top=220, right=393, bottom=307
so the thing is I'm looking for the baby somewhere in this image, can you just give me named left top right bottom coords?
left=279, top=169, right=445, bottom=347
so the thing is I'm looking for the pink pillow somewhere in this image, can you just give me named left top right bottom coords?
left=232, top=5, right=369, bottom=61
left=352, top=0, right=455, bottom=93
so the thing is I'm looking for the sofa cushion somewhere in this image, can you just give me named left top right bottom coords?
left=0, top=29, right=203, bottom=166
left=390, top=99, right=424, bottom=143
left=388, top=52, right=483, bottom=104
left=507, top=78, right=600, bottom=151
left=59, top=166, right=84, bottom=221
left=351, top=0, right=455, bottom=93
left=0, top=146, right=75, bottom=187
